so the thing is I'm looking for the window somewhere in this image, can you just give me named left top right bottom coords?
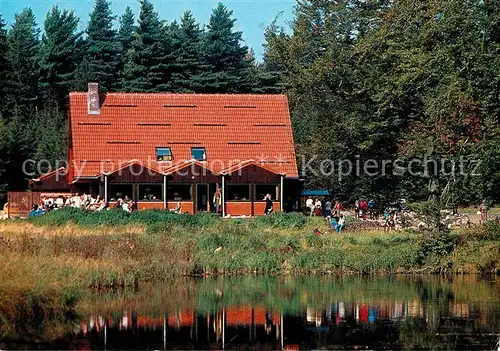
left=139, top=184, right=163, bottom=201
left=168, top=184, right=192, bottom=201
left=191, top=147, right=206, bottom=161
left=255, top=184, right=279, bottom=201
left=108, top=184, right=134, bottom=201
left=226, top=184, right=250, bottom=201
left=156, top=147, right=172, bottom=162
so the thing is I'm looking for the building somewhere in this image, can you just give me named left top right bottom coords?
left=31, top=83, right=300, bottom=216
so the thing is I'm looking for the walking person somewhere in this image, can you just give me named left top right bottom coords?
left=324, top=198, right=332, bottom=218
left=480, top=199, right=489, bottom=222
left=264, top=194, right=274, bottom=215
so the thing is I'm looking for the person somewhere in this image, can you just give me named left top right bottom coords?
left=264, top=194, right=274, bottom=215
left=170, top=201, right=182, bottom=214
left=324, top=198, right=332, bottom=218
left=334, top=200, right=344, bottom=212
left=130, top=201, right=138, bottom=212
left=213, top=189, right=222, bottom=213
left=368, top=199, right=377, bottom=220
left=385, top=215, right=395, bottom=233
left=360, top=199, right=368, bottom=219
left=354, top=200, right=360, bottom=219
left=480, top=199, right=489, bottom=222
left=306, top=197, right=314, bottom=216
left=332, top=210, right=340, bottom=224
left=330, top=216, right=338, bottom=231
left=113, top=199, right=123, bottom=209
left=55, top=196, right=64, bottom=208
left=97, top=199, right=108, bottom=212
left=337, top=214, right=346, bottom=233
left=314, top=198, right=322, bottom=216
left=29, top=204, right=44, bottom=217
left=368, top=199, right=376, bottom=209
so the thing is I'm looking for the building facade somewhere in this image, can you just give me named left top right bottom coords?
left=31, top=83, right=301, bottom=216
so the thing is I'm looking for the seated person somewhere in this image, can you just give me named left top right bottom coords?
left=330, top=217, right=338, bottom=231
left=337, top=214, right=346, bottom=233
left=170, top=201, right=182, bottom=214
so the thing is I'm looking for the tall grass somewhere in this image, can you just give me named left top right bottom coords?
left=0, top=210, right=498, bottom=296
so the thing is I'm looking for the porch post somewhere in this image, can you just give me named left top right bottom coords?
left=163, top=175, right=167, bottom=210
left=104, top=175, right=108, bottom=202
left=280, top=175, right=284, bottom=213
left=222, top=175, right=225, bottom=217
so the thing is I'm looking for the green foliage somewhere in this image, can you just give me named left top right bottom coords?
left=168, top=11, right=206, bottom=92
left=83, top=0, right=120, bottom=92
left=264, top=0, right=500, bottom=205
left=192, top=3, right=253, bottom=93
left=6, top=8, right=40, bottom=114
left=252, top=212, right=308, bottom=228
left=38, top=6, right=82, bottom=107
left=0, top=15, right=8, bottom=107
left=119, top=0, right=168, bottom=92
left=117, top=6, right=135, bottom=58
left=418, top=231, right=459, bottom=265
left=29, top=207, right=219, bottom=228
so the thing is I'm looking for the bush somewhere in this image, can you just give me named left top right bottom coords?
left=417, top=231, right=459, bottom=264
left=30, top=208, right=218, bottom=229
left=253, top=212, right=308, bottom=229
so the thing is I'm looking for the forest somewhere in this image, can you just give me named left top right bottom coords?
left=0, top=0, right=499, bottom=206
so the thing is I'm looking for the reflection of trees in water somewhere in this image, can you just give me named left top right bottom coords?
left=2, top=275, right=499, bottom=349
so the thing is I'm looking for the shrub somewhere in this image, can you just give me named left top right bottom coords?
left=253, top=212, right=307, bottom=229
left=30, top=208, right=219, bottom=229
left=417, top=231, right=459, bottom=264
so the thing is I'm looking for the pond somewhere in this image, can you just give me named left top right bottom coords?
left=1, top=275, right=500, bottom=350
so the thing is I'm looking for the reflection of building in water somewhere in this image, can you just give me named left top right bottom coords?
left=77, top=299, right=496, bottom=350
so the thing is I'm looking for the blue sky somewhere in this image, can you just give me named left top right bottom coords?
left=0, top=0, right=295, bottom=59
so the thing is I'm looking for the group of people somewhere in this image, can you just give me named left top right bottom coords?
left=306, top=197, right=344, bottom=217
left=29, top=193, right=139, bottom=217
left=305, top=197, right=346, bottom=232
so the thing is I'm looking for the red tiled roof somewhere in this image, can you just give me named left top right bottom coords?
left=68, top=93, right=298, bottom=180
left=221, top=159, right=285, bottom=176
left=164, top=159, right=220, bottom=176
left=30, top=167, right=67, bottom=183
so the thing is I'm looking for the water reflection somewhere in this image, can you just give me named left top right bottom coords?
left=73, top=276, right=500, bottom=350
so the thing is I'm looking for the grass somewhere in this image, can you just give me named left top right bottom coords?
left=0, top=209, right=498, bottom=288
left=0, top=209, right=499, bottom=343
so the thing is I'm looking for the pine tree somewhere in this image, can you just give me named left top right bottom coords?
left=33, top=107, right=67, bottom=171
left=118, top=6, right=135, bottom=54
left=84, top=0, right=120, bottom=91
left=116, top=5, right=136, bottom=87
left=169, top=11, right=206, bottom=92
left=0, top=116, right=7, bottom=192
left=0, top=15, right=8, bottom=113
left=6, top=8, right=40, bottom=116
left=193, top=3, right=252, bottom=93
left=120, top=0, right=167, bottom=92
left=38, top=6, right=82, bottom=108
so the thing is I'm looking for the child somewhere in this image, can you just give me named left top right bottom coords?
left=337, top=214, right=346, bottom=233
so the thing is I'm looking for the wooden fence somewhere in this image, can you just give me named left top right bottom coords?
left=7, top=191, right=41, bottom=218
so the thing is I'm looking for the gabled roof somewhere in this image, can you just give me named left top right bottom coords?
left=30, top=167, right=67, bottom=183
left=221, top=159, right=285, bottom=176
left=100, top=159, right=163, bottom=176
left=164, top=159, right=219, bottom=176
left=68, top=93, right=298, bottom=180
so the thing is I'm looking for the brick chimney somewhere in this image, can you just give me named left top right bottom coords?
left=87, top=82, right=100, bottom=115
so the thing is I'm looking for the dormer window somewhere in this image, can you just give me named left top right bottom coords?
left=191, top=147, right=206, bottom=161
left=156, top=147, right=172, bottom=162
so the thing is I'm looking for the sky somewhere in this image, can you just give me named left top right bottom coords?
left=0, top=0, right=296, bottom=59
